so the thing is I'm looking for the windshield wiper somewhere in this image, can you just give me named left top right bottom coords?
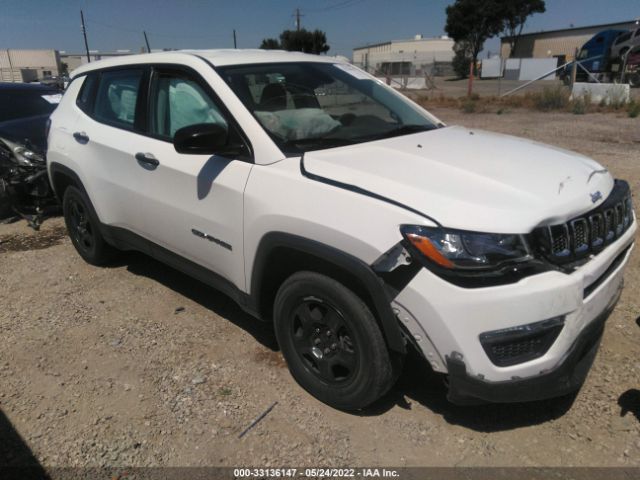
left=281, top=136, right=356, bottom=151
left=359, top=124, right=436, bottom=142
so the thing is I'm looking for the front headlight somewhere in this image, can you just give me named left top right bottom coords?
left=0, top=138, right=44, bottom=166
left=400, top=225, right=532, bottom=271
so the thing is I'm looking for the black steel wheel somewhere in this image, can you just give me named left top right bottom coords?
left=274, top=271, right=400, bottom=410
left=62, top=186, right=117, bottom=265
left=290, top=297, right=359, bottom=385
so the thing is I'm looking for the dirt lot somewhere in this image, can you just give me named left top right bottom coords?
left=1, top=108, right=639, bottom=470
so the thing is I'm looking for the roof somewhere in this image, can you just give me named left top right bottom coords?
left=71, top=49, right=342, bottom=77
left=501, top=19, right=638, bottom=41
left=0, top=82, right=59, bottom=92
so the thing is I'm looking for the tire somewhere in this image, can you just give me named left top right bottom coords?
left=273, top=271, right=399, bottom=410
left=62, top=186, right=117, bottom=265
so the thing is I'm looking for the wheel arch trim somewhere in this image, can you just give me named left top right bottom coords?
left=250, top=232, right=406, bottom=354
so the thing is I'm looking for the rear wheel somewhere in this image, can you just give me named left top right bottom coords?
left=274, top=271, right=400, bottom=410
left=63, top=186, right=117, bottom=265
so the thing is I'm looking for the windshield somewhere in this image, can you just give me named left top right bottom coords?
left=216, top=62, right=439, bottom=154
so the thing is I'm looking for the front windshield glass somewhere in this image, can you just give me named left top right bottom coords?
left=216, top=62, right=439, bottom=154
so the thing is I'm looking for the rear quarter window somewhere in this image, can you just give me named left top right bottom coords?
left=76, top=73, right=98, bottom=113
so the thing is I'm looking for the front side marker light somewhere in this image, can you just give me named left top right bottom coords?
left=404, top=232, right=455, bottom=268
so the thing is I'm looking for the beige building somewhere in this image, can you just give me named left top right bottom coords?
left=59, top=50, right=134, bottom=73
left=353, top=35, right=455, bottom=76
left=0, top=49, right=61, bottom=82
left=501, top=19, right=639, bottom=62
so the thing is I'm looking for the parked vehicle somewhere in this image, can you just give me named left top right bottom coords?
left=610, top=28, right=640, bottom=60
left=0, top=83, right=62, bottom=227
left=611, top=45, right=640, bottom=87
left=560, top=29, right=626, bottom=84
left=47, top=50, right=636, bottom=409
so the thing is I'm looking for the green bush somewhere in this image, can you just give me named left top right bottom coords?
left=608, top=89, right=627, bottom=110
left=533, top=86, right=570, bottom=111
left=461, top=99, right=477, bottom=113
left=452, top=47, right=472, bottom=79
left=628, top=100, right=640, bottom=118
left=572, top=99, right=586, bottom=115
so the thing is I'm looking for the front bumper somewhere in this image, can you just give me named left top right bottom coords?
left=392, top=216, right=636, bottom=404
left=446, top=281, right=621, bottom=404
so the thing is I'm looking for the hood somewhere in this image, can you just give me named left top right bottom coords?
left=0, top=114, right=49, bottom=156
left=302, top=126, right=614, bottom=233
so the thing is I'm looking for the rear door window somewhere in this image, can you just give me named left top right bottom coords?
left=616, top=32, right=632, bottom=44
left=93, top=69, right=143, bottom=129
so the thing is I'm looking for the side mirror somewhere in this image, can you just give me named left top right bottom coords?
left=173, top=123, right=228, bottom=155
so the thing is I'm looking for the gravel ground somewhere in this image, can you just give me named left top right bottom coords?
left=0, top=108, right=639, bottom=469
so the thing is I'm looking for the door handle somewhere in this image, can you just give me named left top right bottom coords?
left=135, top=152, right=160, bottom=169
left=73, top=131, right=89, bottom=144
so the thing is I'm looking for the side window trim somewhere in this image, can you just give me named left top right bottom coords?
left=144, top=63, right=254, bottom=162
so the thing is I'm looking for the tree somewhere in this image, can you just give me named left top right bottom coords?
left=260, top=29, right=330, bottom=55
left=260, top=38, right=281, bottom=50
left=502, top=0, right=546, bottom=57
left=445, top=0, right=504, bottom=73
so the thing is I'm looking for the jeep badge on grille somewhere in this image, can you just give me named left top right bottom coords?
left=590, top=191, right=603, bottom=203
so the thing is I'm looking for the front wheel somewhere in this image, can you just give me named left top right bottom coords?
left=274, top=271, right=400, bottom=410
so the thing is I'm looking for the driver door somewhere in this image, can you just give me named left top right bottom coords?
left=132, top=65, right=253, bottom=290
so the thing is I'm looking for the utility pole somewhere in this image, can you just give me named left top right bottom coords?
left=80, top=10, right=91, bottom=63
left=143, top=31, right=151, bottom=53
left=294, top=8, right=303, bottom=31
left=233, top=29, right=237, bottom=48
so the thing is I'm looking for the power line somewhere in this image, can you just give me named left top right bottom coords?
left=306, top=0, right=367, bottom=13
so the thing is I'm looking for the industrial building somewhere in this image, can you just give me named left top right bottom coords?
left=500, top=19, right=639, bottom=63
left=0, top=49, right=61, bottom=82
left=59, top=50, right=134, bottom=72
left=352, top=35, right=455, bottom=76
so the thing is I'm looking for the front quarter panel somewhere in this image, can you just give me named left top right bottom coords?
left=242, top=156, right=436, bottom=293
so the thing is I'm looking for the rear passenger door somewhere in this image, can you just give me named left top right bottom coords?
left=131, top=65, right=253, bottom=290
left=73, top=67, right=152, bottom=236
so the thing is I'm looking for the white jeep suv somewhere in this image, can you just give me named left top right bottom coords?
left=47, top=50, right=636, bottom=409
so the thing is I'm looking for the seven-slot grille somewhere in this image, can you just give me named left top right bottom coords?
left=535, top=180, right=634, bottom=264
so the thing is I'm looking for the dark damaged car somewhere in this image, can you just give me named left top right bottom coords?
left=0, top=82, right=62, bottom=228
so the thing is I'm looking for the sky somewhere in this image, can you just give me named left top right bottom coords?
left=0, top=0, right=639, bottom=58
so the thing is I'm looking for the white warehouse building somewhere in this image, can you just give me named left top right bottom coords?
left=352, top=35, right=455, bottom=76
